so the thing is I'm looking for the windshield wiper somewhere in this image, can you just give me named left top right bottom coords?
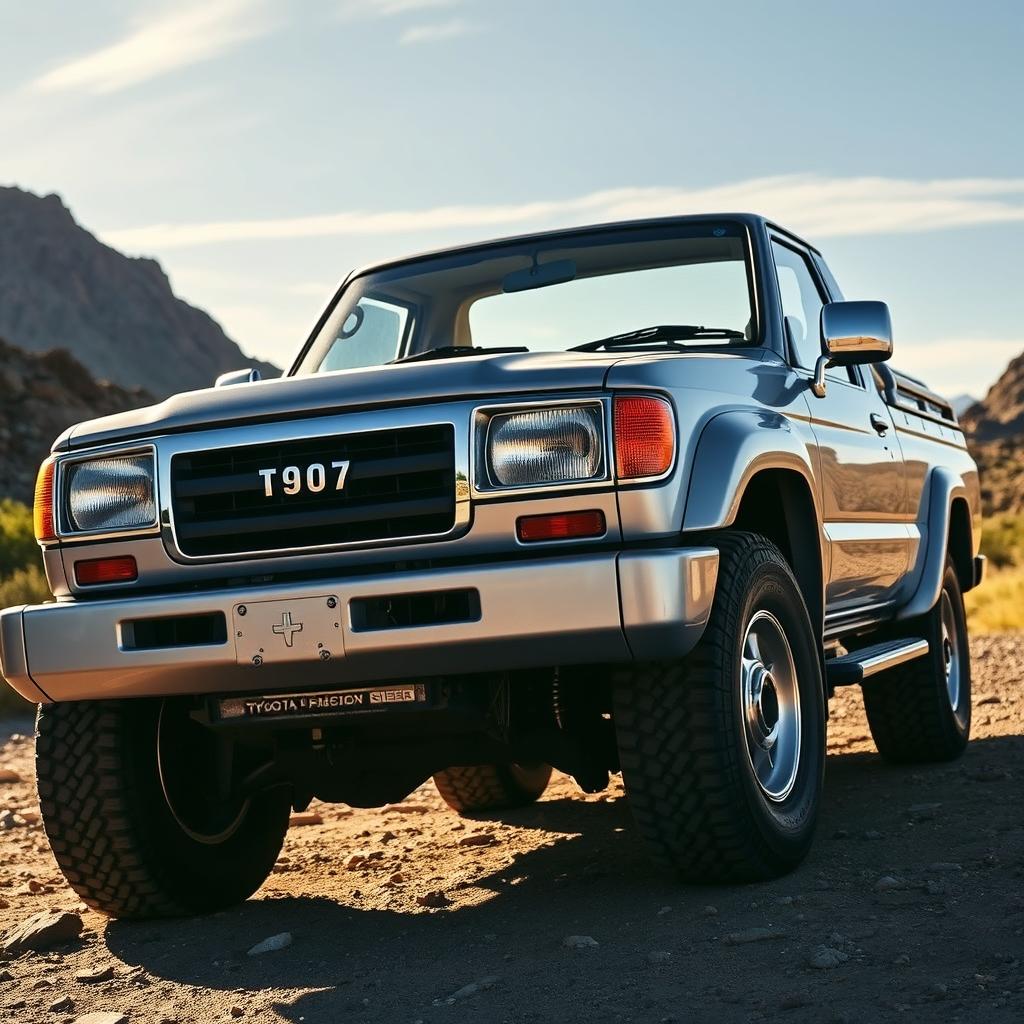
left=390, top=345, right=529, bottom=365
left=569, top=325, right=746, bottom=352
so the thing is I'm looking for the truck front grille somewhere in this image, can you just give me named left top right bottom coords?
left=170, top=424, right=456, bottom=557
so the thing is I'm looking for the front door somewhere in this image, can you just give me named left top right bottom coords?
left=770, top=238, right=909, bottom=619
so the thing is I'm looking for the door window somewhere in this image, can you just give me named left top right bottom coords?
left=771, top=240, right=825, bottom=371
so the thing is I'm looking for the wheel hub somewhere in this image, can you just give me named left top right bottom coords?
left=741, top=610, right=802, bottom=803
left=939, top=591, right=961, bottom=711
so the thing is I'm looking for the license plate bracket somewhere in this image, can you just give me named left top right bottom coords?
left=232, top=595, right=342, bottom=666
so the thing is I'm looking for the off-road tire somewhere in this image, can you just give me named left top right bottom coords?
left=36, top=699, right=291, bottom=920
left=433, top=763, right=552, bottom=813
left=613, top=531, right=825, bottom=882
left=862, top=560, right=971, bottom=763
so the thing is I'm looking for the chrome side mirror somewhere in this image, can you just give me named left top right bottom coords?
left=215, top=368, right=262, bottom=388
left=811, top=300, right=893, bottom=398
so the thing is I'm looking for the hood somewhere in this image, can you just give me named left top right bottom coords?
left=60, top=351, right=627, bottom=450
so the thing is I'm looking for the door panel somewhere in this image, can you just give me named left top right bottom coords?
left=808, top=380, right=909, bottom=611
left=768, top=238, right=908, bottom=615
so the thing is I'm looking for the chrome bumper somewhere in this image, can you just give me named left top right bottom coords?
left=0, top=548, right=719, bottom=704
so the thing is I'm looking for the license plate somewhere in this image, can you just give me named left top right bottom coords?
left=232, top=595, right=341, bottom=665
left=218, top=683, right=429, bottom=721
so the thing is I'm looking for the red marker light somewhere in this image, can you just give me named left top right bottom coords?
left=516, top=510, right=606, bottom=543
left=74, top=556, right=138, bottom=586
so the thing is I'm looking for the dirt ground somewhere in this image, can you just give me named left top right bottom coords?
left=1, top=634, right=1022, bottom=1024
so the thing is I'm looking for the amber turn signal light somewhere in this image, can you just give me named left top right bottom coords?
left=614, top=395, right=675, bottom=479
left=33, top=456, right=58, bottom=544
left=74, top=556, right=138, bottom=587
left=516, top=510, right=606, bottom=543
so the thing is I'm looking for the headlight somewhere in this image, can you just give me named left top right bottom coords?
left=65, top=452, right=157, bottom=533
left=485, top=404, right=604, bottom=488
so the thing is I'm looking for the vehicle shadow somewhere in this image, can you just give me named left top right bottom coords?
left=103, top=733, right=1023, bottom=1022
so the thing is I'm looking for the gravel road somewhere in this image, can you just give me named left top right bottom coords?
left=1, top=635, right=1021, bottom=1023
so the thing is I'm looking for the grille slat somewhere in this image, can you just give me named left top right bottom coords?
left=171, top=424, right=456, bottom=557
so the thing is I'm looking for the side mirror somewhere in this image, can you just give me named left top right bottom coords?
left=811, top=300, right=892, bottom=398
left=215, top=368, right=261, bottom=388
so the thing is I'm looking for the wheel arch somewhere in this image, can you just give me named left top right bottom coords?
left=729, top=468, right=825, bottom=640
left=898, top=466, right=975, bottom=620
left=681, top=410, right=825, bottom=638
left=948, top=497, right=974, bottom=594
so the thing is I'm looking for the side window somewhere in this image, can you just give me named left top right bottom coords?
left=771, top=240, right=824, bottom=371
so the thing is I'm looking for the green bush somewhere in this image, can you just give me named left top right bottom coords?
left=0, top=564, right=51, bottom=606
left=0, top=499, right=41, bottom=577
left=0, top=501, right=47, bottom=715
left=980, top=513, right=1024, bottom=569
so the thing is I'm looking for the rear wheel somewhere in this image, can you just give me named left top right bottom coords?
left=36, top=698, right=291, bottom=919
left=862, top=560, right=971, bottom=763
left=613, top=532, right=825, bottom=882
left=433, top=763, right=552, bottom=813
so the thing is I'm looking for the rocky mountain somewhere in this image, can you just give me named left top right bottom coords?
left=961, top=350, right=1024, bottom=515
left=0, top=186, right=277, bottom=398
left=0, top=337, right=152, bottom=504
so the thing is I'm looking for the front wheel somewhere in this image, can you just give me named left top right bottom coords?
left=613, top=532, right=826, bottom=882
left=36, top=698, right=291, bottom=919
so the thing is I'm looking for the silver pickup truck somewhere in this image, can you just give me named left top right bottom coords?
left=1, top=214, right=983, bottom=919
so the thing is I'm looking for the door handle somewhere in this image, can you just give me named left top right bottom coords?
left=870, top=413, right=890, bottom=435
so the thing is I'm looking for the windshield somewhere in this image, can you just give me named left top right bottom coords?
left=295, top=221, right=756, bottom=375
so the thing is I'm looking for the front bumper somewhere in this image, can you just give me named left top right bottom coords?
left=0, top=547, right=719, bottom=704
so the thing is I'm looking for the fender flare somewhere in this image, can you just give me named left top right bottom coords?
left=896, top=466, right=970, bottom=621
left=681, top=409, right=822, bottom=534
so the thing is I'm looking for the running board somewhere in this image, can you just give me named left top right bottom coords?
left=826, top=638, right=929, bottom=687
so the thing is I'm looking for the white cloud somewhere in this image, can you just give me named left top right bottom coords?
left=102, top=173, right=1024, bottom=251
left=338, top=0, right=459, bottom=18
left=31, top=0, right=275, bottom=95
left=399, top=17, right=476, bottom=44
left=897, top=337, right=1022, bottom=399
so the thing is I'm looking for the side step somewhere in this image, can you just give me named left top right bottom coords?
left=826, top=638, right=929, bottom=687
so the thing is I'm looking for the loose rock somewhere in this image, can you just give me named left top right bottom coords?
left=874, top=875, right=906, bottom=892
left=75, top=965, right=115, bottom=984
left=433, top=975, right=498, bottom=1005
left=416, top=890, right=452, bottom=908
left=2, top=910, right=83, bottom=954
left=49, top=995, right=75, bottom=1012
left=458, top=833, right=497, bottom=848
left=723, top=927, right=787, bottom=945
left=563, top=935, right=599, bottom=949
left=808, top=945, right=850, bottom=970
left=288, top=811, right=323, bottom=827
left=648, top=950, right=672, bottom=964
left=247, top=932, right=292, bottom=956
left=0, top=768, right=22, bottom=783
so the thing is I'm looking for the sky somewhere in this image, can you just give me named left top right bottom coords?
left=1, top=0, right=1022, bottom=398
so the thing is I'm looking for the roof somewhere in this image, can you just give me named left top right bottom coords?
left=344, top=212, right=819, bottom=282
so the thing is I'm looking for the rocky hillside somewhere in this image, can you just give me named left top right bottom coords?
left=961, top=351, right=1024, bottom=515
left=0, top=337, right=151, bottom=504
left=0, top=186, right=277, bottom=398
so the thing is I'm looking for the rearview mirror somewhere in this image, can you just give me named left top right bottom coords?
left=811, top=301, right=892, bottom=398
left=215, top=368, right=261, bottom=388
left=502, top=258, right=577, bottom=294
